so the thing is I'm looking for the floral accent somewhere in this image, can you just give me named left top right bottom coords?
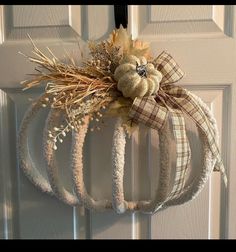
left=19, top=26, right=161, bottom=146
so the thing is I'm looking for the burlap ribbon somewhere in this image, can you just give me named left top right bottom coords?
left=128, top=51, right=227, bottom=201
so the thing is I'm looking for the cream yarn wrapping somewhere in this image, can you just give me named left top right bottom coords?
left=18, top=93, right=218, bottom=213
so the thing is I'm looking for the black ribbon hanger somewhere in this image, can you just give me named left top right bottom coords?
left=114, top=5, right=128, bottom=29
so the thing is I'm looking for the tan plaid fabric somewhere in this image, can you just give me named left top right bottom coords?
left=163, top=84, right=227, bottom=186
left=167, top=108, right=191, bottom=199
left=128, top=51, right=227, bottom=203
left=129, top=96, right=168, bottom=130
left=154, top=51, right=185, bottom=85
left=128, top=96, right=191, bottom=200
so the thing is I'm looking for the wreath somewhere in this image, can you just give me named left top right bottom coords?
left=18, top=26, right=227, bottom=214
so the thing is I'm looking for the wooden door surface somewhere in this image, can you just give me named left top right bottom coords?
left=0, top=5, right=235, bottom=239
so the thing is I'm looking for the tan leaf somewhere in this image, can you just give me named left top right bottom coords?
left=130, top=39, right=151, bottom=59
left=108, top=25, right=133, bottom=53
left=108, top=26, right=152, bottom=59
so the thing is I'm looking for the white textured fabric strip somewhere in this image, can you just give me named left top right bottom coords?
left=18, top=95, right=53, bottom=194
left=18, top=94, right=219, bottom=213
left=43, top=108, right=79, bottom=206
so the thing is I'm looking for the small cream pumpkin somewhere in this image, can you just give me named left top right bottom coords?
left=114, top=55, right=162, bottom=99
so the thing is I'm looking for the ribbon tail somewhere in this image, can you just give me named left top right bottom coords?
left=128, top=95, right=191, bottom=202
left=215, top=160, right=228, bottom=187
left=166, top=108, right=191, bottom=200
left=163, top=84, right=227, bottom=187
left=183, top=93, right=227, bottom=187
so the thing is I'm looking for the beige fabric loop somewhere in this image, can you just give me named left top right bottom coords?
left=43, top=108, right=79, bottom=206
left=164, top=93, right=218, bottom=207
left=112, top=117, right=172, bottom=214
left=18, top=95, right=53, bottom=194
left=71, top=116, right=112, bottom=211
left=112, top=117, right=128, bottom=213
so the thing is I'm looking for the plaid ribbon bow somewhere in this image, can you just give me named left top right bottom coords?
left=128, top=51, right=227, bottom=202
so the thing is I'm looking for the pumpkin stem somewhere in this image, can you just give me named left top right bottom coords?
left=136, top=62, right=147, bottom=78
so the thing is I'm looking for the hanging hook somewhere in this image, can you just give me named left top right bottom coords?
left=114, top=5, right=128, bottom=29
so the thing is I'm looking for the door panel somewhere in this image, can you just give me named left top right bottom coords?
left=0, top=5, right=235, bottom=239
left=129, top=5, right=232, bottom=39
left=4, top=5, right=81, bottom=40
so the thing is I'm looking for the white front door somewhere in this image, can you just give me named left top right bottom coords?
left=0, top=5, right=235, bottom=239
